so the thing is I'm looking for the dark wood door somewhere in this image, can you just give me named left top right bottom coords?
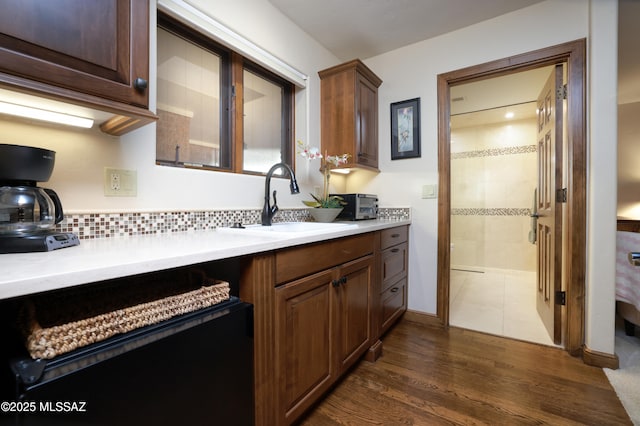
left=0, top=0, right=149, bottom=107
left=536, top=65, right=563, bottom=344
left=275, top=269, right=335, bottom=424
left=335, top=255, right=373, bottom=373
left=355, top=73, right=379, bottom=169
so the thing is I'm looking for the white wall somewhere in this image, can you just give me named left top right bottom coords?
left=0, top=0, right=339, bottom=213
left=586, top=0, right=618, bottom=356
left=618, top=102, right=640, bottom=218
left=0, top=0, right=619, bottom=356
left=353, top=0, right=618, bottom=355
left=353, top=0, right=588, bottom=314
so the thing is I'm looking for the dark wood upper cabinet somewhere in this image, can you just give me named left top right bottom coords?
left=319, top=59, right=382, bottom=171
left=0, top=0, right=156, bottom=135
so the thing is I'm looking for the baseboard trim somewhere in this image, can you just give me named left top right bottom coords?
left=403, top=310, right=443, bottom=327
left=583, top=345, right=619, bottom=369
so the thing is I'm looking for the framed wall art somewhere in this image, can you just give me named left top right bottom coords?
left=390, top=97, right=421, bottom=160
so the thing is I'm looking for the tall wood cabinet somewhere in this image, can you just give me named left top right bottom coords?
left=0, top=0, right=156, bottom=135
left=319, top=59, right=382, bottom=171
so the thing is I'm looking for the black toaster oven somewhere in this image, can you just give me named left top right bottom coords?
left=331, top=193, right=378, bottom=220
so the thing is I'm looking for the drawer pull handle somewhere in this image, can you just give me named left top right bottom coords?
left=391, top=248, right=400, bottom=253
left=332, top=276, right=348, bottom=287
left=390, top=287, right=399, bottom=293
left=391, top=233, right=400, bottom=238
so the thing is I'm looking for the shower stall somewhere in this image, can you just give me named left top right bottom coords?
left=448, top=104, right=553, bottom=345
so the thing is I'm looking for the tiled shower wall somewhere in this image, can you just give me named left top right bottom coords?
left=450, top=118, right=537, bottom=272
left=55, top=208, right=410, bottom=240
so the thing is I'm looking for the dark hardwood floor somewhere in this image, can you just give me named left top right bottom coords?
left=300, top=319, right=631, bottom=425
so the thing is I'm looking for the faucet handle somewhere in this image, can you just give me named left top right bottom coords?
left=271, top=190, right=279, bottom=215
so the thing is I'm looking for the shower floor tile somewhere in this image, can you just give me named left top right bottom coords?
left=450, top=268, right=556, bottom=347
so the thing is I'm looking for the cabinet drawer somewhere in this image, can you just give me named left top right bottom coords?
left=380, top=226, right=408, bottom=250
left=276, top=233, right=375, bottom=284
left=380, top=278, right=407, bottom=333
left=381, top=242, right=408, bottom=292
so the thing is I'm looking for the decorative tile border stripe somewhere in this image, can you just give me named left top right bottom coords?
left=451, top=208, right=531, bottom=216
left=55, top=207, right=411, bottom=240
left=377, top=208, right=411, bottom=220
left=451, top=144, right=536, bottom=159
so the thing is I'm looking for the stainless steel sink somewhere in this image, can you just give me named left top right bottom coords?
left=218, top=221, right=358, bottom=236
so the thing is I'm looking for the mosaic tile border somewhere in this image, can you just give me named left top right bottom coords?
left=451, top=207, right=531, bottom=217
left=451, top=144, right=536, bottom=159
left=55, top=207, right=411, bottom=240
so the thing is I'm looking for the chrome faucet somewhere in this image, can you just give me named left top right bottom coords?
left=262, top=163, right=300, bottom=226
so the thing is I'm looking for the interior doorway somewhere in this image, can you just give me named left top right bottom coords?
left=436, top=39, right=587, bottom=355
left=447, top=66, right=560, bottom=346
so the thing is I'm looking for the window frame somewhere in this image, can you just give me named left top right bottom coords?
left=156, top=12, right=294, bottom=175
left=237, top=59, right=294, bottom=175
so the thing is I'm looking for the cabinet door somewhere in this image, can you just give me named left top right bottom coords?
left=355, top=73, right=379, bottom=169
left=319, top=59, right=381, bottom=172
left=335, top=255, right=373, bottom=373
left=275, top=269, right=335, bottom=424
left=0, top=0, right=149, bottom=107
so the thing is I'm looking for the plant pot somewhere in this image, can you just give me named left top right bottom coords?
left=308, top=207, right=343, bottom=223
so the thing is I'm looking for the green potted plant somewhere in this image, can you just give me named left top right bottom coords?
left=297, top=140, right=350, bottom=222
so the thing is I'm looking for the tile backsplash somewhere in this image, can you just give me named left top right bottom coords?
left=56, top=208, right=410, bottom=240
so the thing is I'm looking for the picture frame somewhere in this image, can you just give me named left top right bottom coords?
left=390, top=97, right=421, bottom=160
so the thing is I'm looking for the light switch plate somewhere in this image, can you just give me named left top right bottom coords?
left=104, top=168, right=137, bottom=197
left=422, top=184, right=437, bottom=199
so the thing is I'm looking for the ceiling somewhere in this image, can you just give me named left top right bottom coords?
left=268, top=0, right=545, bottom=61
left=269, top=0, right=637, bottom=106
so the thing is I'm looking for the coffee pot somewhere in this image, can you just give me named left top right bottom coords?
left=0, top=144, right=78, bottom=253
left=0, top=185, right=64, bottom=235
left=0, top=144, right=64, bottom=236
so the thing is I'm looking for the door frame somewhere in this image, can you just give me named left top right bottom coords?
left=436, top=39, right=586, bottom=355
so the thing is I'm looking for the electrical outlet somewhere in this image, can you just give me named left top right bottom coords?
left=104, top=168, right=137, bottom=197
left=110, top=173, right=121, bottom=191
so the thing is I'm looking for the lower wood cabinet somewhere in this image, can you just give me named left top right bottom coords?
left=275, top=269, right=335, bottom=424
left=380, top=276, right=407, bottom=332
left=335, top=256, right=373, bottom=373
left=378, top=226, right=409, bottom=336
left=241, top=227, right=408, bottom=426
left=275, top=255, right=373, bottom=424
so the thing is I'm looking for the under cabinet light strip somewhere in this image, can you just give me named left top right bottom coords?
left=157, top=0, right=308, bottom=88
left=0, top=101, right=94, bottom=128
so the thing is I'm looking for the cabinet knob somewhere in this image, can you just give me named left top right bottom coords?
left=390, top=248, right=400, bottom=253
left=134, top=77, right=148, bottom=92
left=340, top=276, right=348, bottom=285
left=390, top=287, right=399, bottom=293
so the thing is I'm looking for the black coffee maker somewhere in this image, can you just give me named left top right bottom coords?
left=0, top=144, right=79, bottom=253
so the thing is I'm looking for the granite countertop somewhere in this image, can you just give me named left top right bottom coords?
left=0, top=219, right=410, bottom=301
